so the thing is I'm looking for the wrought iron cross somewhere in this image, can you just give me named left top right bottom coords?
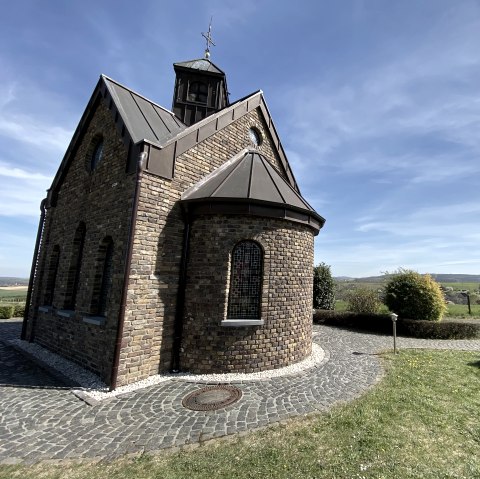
left=202, top=18, right=215, bottom=57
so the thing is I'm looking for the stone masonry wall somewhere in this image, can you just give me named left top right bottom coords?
left=181, top=215, right=314, bottom=373
left=28, top=97, right=135, bottom=383
left=116, top=107, right=291, bottom=385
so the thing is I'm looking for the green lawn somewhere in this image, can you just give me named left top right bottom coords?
left=1, top=350, right=479, bottom=479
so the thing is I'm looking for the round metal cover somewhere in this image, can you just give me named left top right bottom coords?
left=182, top=385, right=242, bottom=411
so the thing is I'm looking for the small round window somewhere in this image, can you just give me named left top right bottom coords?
left=248, top=128, right=262, bottom=147
left=90, top=139, right=104, bottom=170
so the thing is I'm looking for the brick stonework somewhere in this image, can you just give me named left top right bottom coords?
left=115, top=108, right=295, bottom=386
left=26, top=97, right=135, bottom=382
left=26, top=93, right=318, bottom=387
left=181, top=215, right=314, bottom=373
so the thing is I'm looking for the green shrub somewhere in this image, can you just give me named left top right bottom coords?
left=14, top=303, right=26, bottom=317
left=399, top=319, right=480, bottom=339
left=313, top=262, right=335, bottom=310
left=384, top=269, right=447, bottom=321
left=313, top=310, right=393, bottom=333
left=347, top=287, right=381, bottom=314
left=313, top=310, right=479, bottom=339
left=0, top=304, right=14, bottom=319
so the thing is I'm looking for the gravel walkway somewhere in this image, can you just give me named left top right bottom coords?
left=0, top=319, right=478, bottom=465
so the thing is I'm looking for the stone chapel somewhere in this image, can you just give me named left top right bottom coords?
left=22, top=49, right=325, bottom=389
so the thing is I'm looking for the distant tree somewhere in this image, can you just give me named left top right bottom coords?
left=384, top=269, right=447, bottom=321
left=313, top=263, right=335, bottom=310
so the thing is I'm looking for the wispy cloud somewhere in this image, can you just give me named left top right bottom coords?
left=0, top=163, right=50, bottom=217
left=0, top=80, right=73, bottom=153
left=279, top=4, right=480, bottom=187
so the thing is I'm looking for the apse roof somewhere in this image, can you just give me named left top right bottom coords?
left=181, top=150, right=325, bottom=232
left=103, top=75, right=186, bottom=146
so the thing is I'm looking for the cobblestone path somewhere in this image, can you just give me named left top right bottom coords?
left=0, top=320, right=478, bottom=465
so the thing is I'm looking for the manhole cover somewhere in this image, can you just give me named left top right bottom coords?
left=182, top=385, right=242, bottom=411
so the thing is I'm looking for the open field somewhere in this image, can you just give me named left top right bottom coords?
left=1, top=350, right=478, bottom=479
left=0, top=287, right=27, bottom=303
left=441, top=282, right=480, bottom=291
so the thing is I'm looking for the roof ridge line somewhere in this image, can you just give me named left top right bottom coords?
left=261, top=155, right=312, bottom=210
left=210, top=151, right=249, bottom=198
left=258, top=154, right=287, bottom=203
left=181, top=149, right=249, bottom=200
left=101, top=74, right=182, bottom=120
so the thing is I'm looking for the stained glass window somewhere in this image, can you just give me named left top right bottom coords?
left=227, top=241, right=263, bottom=319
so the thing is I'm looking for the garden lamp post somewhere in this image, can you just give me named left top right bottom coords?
left=390, top=313, right=398, bottom=354
left=461, top=291, right=471, bottom=315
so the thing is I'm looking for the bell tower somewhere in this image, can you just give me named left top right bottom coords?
left=172, top=23, right=229, bottom=126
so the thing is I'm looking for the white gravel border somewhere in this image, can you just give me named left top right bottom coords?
left=9, top=338, right=325, bottom=404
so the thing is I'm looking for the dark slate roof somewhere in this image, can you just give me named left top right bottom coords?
left=173, top=58, right=225, bottom=75
left=181, top=150, right=325, bottom=232
left=103, top=75, right=186, bottom=145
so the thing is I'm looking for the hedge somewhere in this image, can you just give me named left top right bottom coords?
left=14, top=303, right=26, bottom=317
left=399, top=318, right=480, bottom=340
left=0, top=304, right=15, bottom=319
left=313, top=310, right=480, bottom=340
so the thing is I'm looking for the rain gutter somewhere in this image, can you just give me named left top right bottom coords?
left=22, top=198, right=47, bottom=341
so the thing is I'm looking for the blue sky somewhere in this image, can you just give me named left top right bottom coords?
left=1, top=0, right=480, bottom=278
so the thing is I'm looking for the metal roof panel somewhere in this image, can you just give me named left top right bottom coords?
left=103, top=76, right=185, bottom=146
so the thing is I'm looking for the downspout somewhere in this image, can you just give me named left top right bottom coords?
left=109, top=149, right=147, bottom=391
left=22, top=198, right=47, bottom=341
left=170, top=207, right=191, bottom=373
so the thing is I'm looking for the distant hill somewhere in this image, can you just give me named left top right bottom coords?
left=0, top=277, right=29, bottom=287
left=335, top=274, right=480, bottom=283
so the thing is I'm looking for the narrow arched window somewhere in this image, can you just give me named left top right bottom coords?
left=64, top=222, right=86, bottom=310
left=90, top=237, right=114, bottom=316
left=187, top=81, right=208, bottom=103
left=227, top=241, right=263, bottom=319
left=44, top=245, right=60, bottom=306
left=86, top=135, right=104, bottom=172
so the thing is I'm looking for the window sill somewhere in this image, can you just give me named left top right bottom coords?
left=38, top=305, right=54, bottom=313
left=56, top=309, right=75, bottom=318
left=82, top=316, right=106, bottom=326
left=221, top=319, right=264, bottom=327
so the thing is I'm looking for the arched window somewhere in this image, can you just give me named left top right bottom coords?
left=227, top=241, right=263, bottom=319
left=44, top=245, right=60, bottom=306
left=63, top=222, right=86, bottom=310
left=86, top=135, right=104, bottom=171
left=90, top=237, right=114, bottom=316
left=187, top=81, right=208, bottom=103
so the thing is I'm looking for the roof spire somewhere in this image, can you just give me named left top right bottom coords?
left=201, top=17, right=215, bottom=58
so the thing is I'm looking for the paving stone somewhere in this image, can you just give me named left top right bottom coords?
left=1, top=319, right=479, bottom=464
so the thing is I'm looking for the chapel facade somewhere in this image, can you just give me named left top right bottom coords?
left=22, top=52, right=325, bottom=389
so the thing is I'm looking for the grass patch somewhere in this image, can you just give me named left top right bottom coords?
left=1, top=350, right=479, bottom=478
left=445, top=303, right=480, bottom=319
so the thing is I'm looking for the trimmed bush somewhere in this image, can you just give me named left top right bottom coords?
left=313, top=263, right=335, bottom=310
left=347, top=287, right=381, bottom=314
left=14, top=303, right=26, bottom=317
left=314, top=310, right=393, bottom=334
left=384, top=269, right=447, bottom=321
left=0, top=304, right=15, bottom=319
left=399, top=318, right=480, bottom=340
left=313, top=310, right=479, bottom=339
